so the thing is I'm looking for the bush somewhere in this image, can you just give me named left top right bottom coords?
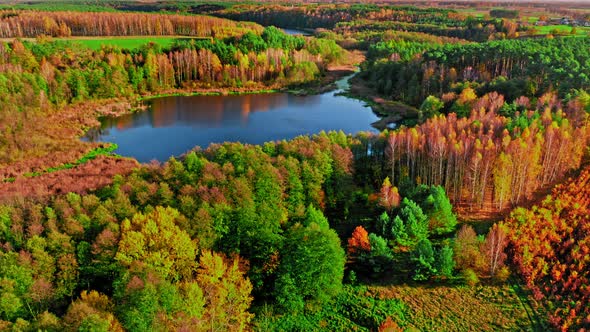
left=494, top=266, right=510, bottom=282
left=462, top=269, right=479, bottom=286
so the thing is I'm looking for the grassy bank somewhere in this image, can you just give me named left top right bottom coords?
left=13, top=144, right=121, bottom=180
left=137, top=88, right=281, bottom=102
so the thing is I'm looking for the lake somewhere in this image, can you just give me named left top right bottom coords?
left=85, top=77, right=381, bottom=162
left=281, top=28, right=312, bottom=36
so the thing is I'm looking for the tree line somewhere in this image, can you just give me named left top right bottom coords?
left=217, top=4, right=522, bottom=42
left=0, top=10, right=262, bottom=38
left=365, top=37, right=590, bottom=107
left=352, top=106, right=589, bottom=212
left=215, top=4, right=466, bottom=30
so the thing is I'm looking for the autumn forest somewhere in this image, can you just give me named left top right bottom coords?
left=0, top=1, right=589, bottom=331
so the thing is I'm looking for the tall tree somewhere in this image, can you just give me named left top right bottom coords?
left=115, top=206, right=197, bottom=281
left=481, top=223, right=508, bottom=277
left=274, top=221, right=345, bottom=312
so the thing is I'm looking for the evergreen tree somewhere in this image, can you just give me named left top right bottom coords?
left=436, top=244, right=455, bottom=278
left=357, top=233, right=394, bottom=275
left=398, top=198, right=429, bottom=247
left=424, top=186, right=457, bottom=235
left=411, top=239, right=436, bottom=281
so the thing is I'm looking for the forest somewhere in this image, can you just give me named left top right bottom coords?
left=364, top=37, right=590, bottom=107
left=0, top=22, right=345, bottom=169
left=0, top=1, right=589, bottom=331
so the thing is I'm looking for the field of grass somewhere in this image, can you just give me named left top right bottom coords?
left=0, top=2, right=116, bottom=12
left=66, top=36, right=207, bottom=50
left=0, top=36, right=211, bottom=51
left=532, top=24, right=590, bottom=36
left=368, top=282, right=547, bottom=331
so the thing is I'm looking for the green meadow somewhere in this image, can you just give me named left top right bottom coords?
left=532, top=24, right=590, bottom=36
left=67, top=36, right=206, bottom=50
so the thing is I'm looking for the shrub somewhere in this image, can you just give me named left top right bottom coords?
left=462, top=269, right=479, bottom=286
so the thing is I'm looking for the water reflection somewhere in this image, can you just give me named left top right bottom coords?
left=102, top=93, right=327, bottom=132
left=281, top=28, right=312, bottom=36
left=103, top=94, right=297, bottom=130
left=87, top=86, right=380, bottom=162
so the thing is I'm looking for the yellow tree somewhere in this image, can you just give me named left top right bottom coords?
left=116, top=206, right=196, bottom=281
left=493, top=152, right=513, bottom=210
left=63, top=290, right=124, bottom=332
left=197, top=250, right=253, bottom=332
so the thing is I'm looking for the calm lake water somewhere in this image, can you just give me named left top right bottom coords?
left=281, top=28, right=312, bottom=36
left=85, top=77, right=380, bottom=162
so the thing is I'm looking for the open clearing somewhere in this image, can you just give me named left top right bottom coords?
left=370, top=282, right=546, bottom=331
left=532, top=24, right=590, bottom=36
left=69, top=36, right=209, bottom=50
left=0, top=36, right=209, bottom=50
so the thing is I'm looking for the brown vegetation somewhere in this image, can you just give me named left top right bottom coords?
left=381, top=109, right=589, bottom=213
left=505, top=165, right=590, bottom=330
left=0, top=155, right=138, bottom=202
left=370, top=284, right=538, bottom=331
left=0, top=10, right=261, bottom=38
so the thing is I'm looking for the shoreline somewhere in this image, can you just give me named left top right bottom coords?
left=0, top=65, right=360, bottom=178
left=0, top=48, right=368, bottom=199
left=347, top=73, right=420, bottom=130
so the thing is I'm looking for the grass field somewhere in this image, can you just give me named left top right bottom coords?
left=0, top=36, right=210, bottom=51
left=531, top=24, right=590, bottom=36
left=369, top=282, right=547, bottom=331
left=70, top=36, right=213, bottom=51
left=0, top=3, right=116, bottom=12
left=68, top=36, right=188, bottom=50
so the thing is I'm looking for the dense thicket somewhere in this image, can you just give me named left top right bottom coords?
left=365, top=35, right=452, bottom=63
left=0, top=10, right=261, bottom=38
left=365, top=37, right=590, bottom=106
left=505, top=166, right=590, bottom=331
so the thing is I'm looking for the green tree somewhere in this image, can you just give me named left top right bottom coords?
left=0, top=252, right=34, bottom=321
left=236, top=32, right=267, bottom=53
left=436, top=244, right=455, bottom=278
left=377, top=211, right=392, bottom=238
left=115, top=206, right=196, bottom=281
left=303, top=204, right=329, bottom=228
left=274, top=222, right=345, bottom=312
left=420, top=95, right=444, bottom=119
left=397, top=198, right=429, bottom=247
left=423, top=186, right=457, bottom=235
left=114, top=273, right=172, bottom=332
left=411, top=239, right=436, bottom=281
left=391, top=215, right=408, bottom=244
left=358, top=233, right=393, bottom=276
